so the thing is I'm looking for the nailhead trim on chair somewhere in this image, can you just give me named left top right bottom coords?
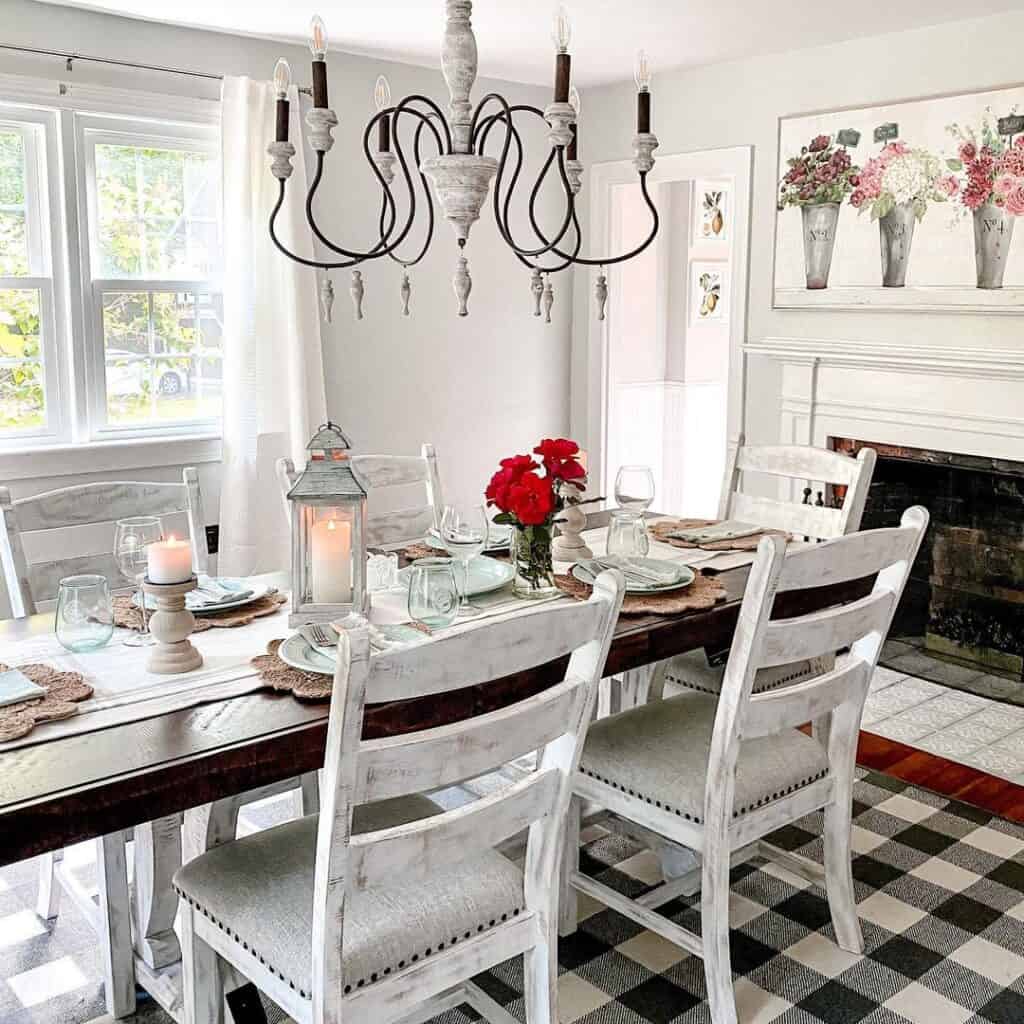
left=665, top=664, right=817, bottom=696
left=174, top=886, right=523, bottom=999
left=578, top=766, right=828, bottom=824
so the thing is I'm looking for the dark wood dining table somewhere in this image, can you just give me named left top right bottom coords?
left=0, top=513, right=870, bottom=869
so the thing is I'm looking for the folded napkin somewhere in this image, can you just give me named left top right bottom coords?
left=193, top=576, right=255, bottom=608
left=663, top=520, right=762, bottom=545
left=0, top=669, right=46, bottom=708
left=576, top=557, right=684, bottom=585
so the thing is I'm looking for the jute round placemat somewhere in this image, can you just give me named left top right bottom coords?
left=113, top=591, right=287, bottom=632
left=650, top=519, right=786, bottom=552
left=250, top=639, right=334, bottom=701
left=554, top=571, right=727, bottom=615
left=0, top=663, right=93, bottom=742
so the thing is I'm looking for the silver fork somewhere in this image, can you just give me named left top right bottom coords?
left=309, top=623, right=336, bottom=647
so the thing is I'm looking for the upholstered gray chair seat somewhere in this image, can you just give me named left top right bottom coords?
left=579, top=693, right=829, bottom=823
left=662, top=649, right=833, bottom=697
left=173, top=794, right=525, bottom=1000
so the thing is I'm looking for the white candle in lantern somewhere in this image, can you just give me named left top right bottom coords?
left=311, top=517, right=352, bottom=603
left=147, top=535, right=194, bottom=584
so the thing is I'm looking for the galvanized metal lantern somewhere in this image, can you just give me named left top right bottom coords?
left=287, top=422, right=368, bottom=627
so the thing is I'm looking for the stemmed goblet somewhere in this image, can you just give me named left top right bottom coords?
left=114, top=516, right=163, bottom=647
left=440, top=503, right=489, bottom=617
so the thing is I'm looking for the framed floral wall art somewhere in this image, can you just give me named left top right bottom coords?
left=772, top=83, right=1024, bottom=313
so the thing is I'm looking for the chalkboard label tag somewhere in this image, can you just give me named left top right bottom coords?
left=998, top=114, right=1024, bottom=136
left=874, top=123, right=899, bottom=143
left=837, top=128, right=861, bottom=147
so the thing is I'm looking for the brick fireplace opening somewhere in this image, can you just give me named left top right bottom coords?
left=831, top=438, right=1024, bottom=678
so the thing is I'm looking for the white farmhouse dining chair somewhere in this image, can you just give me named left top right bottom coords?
left=661, top=438, right=877, bottom=699
left=0, top=469, right=209, bottom=1018
left=276, top=443, right=444, bottom=546
left=560, top=508, right=927, bottom=1024
left=173, top=570, right=626, bottom=1024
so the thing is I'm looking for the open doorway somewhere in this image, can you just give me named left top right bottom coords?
left=585, top=147, right=751, bottom=517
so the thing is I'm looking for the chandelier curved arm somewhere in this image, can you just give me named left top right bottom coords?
left=269, top=181, right=364, bottom=269
left=383, top=116, right=438, bottom=268
left=474, top=96, right=577, bottom=259
left=301, top=99, right=446, bottom=264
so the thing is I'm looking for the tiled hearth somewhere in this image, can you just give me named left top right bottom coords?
left=865, top=660, right=1024, bottom=784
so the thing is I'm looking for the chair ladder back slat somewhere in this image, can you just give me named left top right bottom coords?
left=351, top=455, right=431, bottom=489
left=349, top=768, right=560, bottom=893
left=775, top=522, right=918, bottom=593
left=365, top=506, right=436, bottom=548
left=730, top=492, right=843, bottom=539
left=741, top=657, right=872, bottom=739
left=11, top=481, right=191, bottom=534
left=760, top=590, right=896, bottom=667
left=356, top=675, right=585, bottom=803
left=734, top=445, right=865, bottom=487
left=365, top=597, right=617, bottom=703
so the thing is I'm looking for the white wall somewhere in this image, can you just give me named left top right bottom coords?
left=0, top=0, right=572, bottom=613
left=570, top=8, right=1024, bottom=452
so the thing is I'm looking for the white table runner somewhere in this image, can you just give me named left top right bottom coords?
left=0, top=524, right=757, bottom=753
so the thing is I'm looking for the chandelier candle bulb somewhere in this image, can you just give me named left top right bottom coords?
left=146, top=535, right=194, bottom=585
left=374, top=75, right=393, bottom=152
left=273, top=59, right=291, bottom=142
left=310, top=14, right=329, bottom=108
left=635, top=49, right=652, bottom=133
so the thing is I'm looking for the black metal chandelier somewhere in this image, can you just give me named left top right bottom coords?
left=267, top=2, right=660, bottom=321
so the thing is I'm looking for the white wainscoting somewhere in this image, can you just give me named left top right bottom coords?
left=610, top=380, right=726, bottom=518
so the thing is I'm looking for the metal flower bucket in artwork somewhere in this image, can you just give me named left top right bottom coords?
left=973, top=203, right=1016, bottom=290
left=801, top=202, right=840, bottom=289
left=879, top=201, right=916, bottom=287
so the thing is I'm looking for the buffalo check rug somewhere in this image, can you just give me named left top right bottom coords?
left=0, top=767, right=1022, bottom=1024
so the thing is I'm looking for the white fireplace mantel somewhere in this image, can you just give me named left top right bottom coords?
left=745, top=336, right=1024, bottom=466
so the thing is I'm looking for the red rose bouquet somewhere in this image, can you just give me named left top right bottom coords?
left=486, top=438, right=586, bottom=596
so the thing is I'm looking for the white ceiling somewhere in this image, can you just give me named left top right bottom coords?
left=34, top=0, right=1024, bottom=88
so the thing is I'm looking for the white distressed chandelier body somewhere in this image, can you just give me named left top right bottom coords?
left=267, top=2, right=659, bottom=320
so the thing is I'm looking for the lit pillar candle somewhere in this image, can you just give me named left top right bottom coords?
left=311, top=516, right=352, bottom=603
left=147, top=535, right=194, bottom=584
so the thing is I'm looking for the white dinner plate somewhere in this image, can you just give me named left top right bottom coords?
left=136, top=578, right=273, bottom=615
left=571, top=558, right=695, bottom=594
left=279, top=624, right=430, bottom=675
left=398, top=554, right=514, bottom=597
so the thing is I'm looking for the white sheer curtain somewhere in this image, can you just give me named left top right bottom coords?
left=218, top=76, right=327, bottom=576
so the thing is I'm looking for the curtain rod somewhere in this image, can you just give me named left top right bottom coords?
left=0, top=43, right=314, bottom=94
left=0, top=43, right=223, bottom=81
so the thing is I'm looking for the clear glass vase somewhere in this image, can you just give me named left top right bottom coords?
left=511, top=524, right=558, bottom=599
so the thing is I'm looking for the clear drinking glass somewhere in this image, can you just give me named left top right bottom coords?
left=607, top=509, right=650, bottom=558
left=407, top=557, right=459, bottom=629
left=615, top=465, right=656, bottom=512
left=56, top=575, right=114, bottom=652
left=114, top=516, right=163, bottom=647
left=440, top=503, right=488, bottom=617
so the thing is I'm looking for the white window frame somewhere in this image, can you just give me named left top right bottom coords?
left=76, top=113, right=222, bottom=443
left=0, top=106, right=70, bottom=446
left=0, top=76, right=223, bottom=477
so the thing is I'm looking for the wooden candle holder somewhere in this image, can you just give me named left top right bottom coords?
left=141, top=576, right=204, bottom=675
left=552, top=503, right=593, bottom=562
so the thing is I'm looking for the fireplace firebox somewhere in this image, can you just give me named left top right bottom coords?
left=831, top=438, right=1024, bottom=677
